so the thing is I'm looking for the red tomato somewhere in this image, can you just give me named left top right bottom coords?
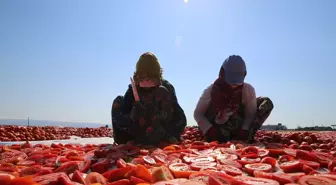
left=116, top=159, right=127, bottom=168
left=253, top=171, right=273, bottom=179
left=152, top=153, right=167, bottom=164
left=261, top=157, right=277, bottom=167
left=85, top=172, right=107, bottom=185
left=238, top=157, right=261, bottom=166
left=189, top=172, right=211, bottom=184
left=54, top=161, right=80, bottom=174
left=190, top=156, right=215, bottom=163
left=91, top=159, right=110, bottom=174
left=217, top=159, right=242, bottom=169
left=245, top=163, right=272, bottom=174
left=33, top=172, right=68, bottom=183
left=190, top=162, right=217, bottom=171
left=234, top=176, right=280, bottom=185
left=299, top=160, right=320, bottom=169
left=107, top=179, right=131, bottom=185
left=151, top=166, right=174, bottom=183
left=71, top=170, right=86, bottom=184
left=0, top=173, right=15, bottom=185
left=219, top=165, right=242, bottom=176
left=143, top=156, right=156, bottom=165
left=296, top=150, right=317, bottom=161
left=284, top=148, right=297, bottom=157
left=169, top=163, right=190, bottom=171
left=298, top=175, right=335, bottom=185
left=258, top=149, right=270, bottom=158
left=217, top=153, right=238, bottom=161
left=279, top=160, right=301, bottom=173
left=312, top=151, right=333, bottom=167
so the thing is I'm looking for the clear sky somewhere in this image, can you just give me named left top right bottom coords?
left=1, top=0, right=335, bottom=129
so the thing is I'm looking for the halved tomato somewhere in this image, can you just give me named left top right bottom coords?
left=299, top=160, right=320, bottom=169
left=190, top=156, right=215, bottom=163
left=253, top=171, right=273, bottom=179
left=0, top=173, right=15, bottom=185
left=284, top=148, right=296, bottom=157
left=217, top=159, right=242, bottom=169
left=216, top=153, right=238, bottom=161
left=279, top=160, right=301, bottom=173
left=190, top=162, right=217, bottom=171
left=261, top=157, right=277, bottom=167
left=245, top=163, right=272, bottom=174
left=258, top=149, right=270, bottom=158
left=85, top=172, right=107, bottom=185
left=169, top=163, right=194, bottom=178
left=143, top=156, right=156, bottom=165
left=219, top=165, right=242, bottom=176
left=238, top=157, right=261, bottom=166
left=151, top=166, right=174, bottom=183
left=298, top=175, right=335, bottom=185
left=71, top=170, right=86, bottom=184
left=116, top=159, right=127, bottom=168
left=54, top=161, right=80, bottom=174
left=234, top=176, right=280, bottom=185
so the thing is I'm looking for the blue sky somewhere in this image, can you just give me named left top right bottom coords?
left=0, top=0, right=335, bottom=128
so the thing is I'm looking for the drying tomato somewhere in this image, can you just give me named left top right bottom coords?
left=151, top=166, right=174, bottom=183
left=116, top=159, right=127, bottom=168
left=169, top=163, right=194, bottom=178
left=279, top=160, right=301, bottom=173
left=298, top=175, right=335, bottom=185
left=261, top=157, right=277, bottom=167
left=71, top=170, right=86, bottom=184
left=19, top=165, right=42, bottom=176
left=217, top=153, right=238, bottom=161
left=190, top=161, right=217, bottom=171
left=143, top=156, right=156, bottom=165
left=103, top=165, right=134, bottom=182
left=219, top=165, right=243, bottom=176
left=134, top=164, right=152, bottom=182
left=0, top=173, right=15, bottom=185
left=234, top=176, right=280, bottom=185
left=85, top=172, right=107, bottom=185
left=130, top=176, right=148, bottom=184
left=238, top=157, right=261, bottom=166
left=299, top=160, right=320, bottom=169
left=245, top=163, right=272, bottom=174
left=217, top=159, right=242, bottom=169
left=33, top=172, right=68, bottom=184
left=253, top=171, right=273, bottom=179
left=91, top=159, right=110, bottom=174
left=54, top=161, right=80, bottom=174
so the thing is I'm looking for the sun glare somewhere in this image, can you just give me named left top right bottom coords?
left=184, top=0, right=189, bottom=3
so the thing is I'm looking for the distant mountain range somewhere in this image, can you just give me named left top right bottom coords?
left=0, top=119, right=109, bottom=128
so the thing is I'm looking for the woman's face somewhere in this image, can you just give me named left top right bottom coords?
left=139, top=79, right=156, bottom=87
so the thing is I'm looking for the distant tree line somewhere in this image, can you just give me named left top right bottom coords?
left=295, top=126, right=333, bottom=131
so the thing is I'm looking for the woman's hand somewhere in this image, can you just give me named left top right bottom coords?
left=130, top=77, right=140, bottom=102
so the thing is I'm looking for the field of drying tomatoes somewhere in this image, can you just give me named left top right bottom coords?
left=0, top=126, right=112, bottom=142
left=1, top=127, right=336, bottom=185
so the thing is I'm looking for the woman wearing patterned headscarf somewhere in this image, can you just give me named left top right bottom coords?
left=111, top=52, right=186, bottom=146
left=194, top=55, right=274, bottom=143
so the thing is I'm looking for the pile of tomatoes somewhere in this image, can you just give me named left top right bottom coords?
left=0, top=126, right=112, bottom=142
left=1, top=132, right=336, bottom=185
left=180, top=126, right=204, bottom=143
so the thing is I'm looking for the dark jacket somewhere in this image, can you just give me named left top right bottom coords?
left=115, top=79, right=187, bottom=145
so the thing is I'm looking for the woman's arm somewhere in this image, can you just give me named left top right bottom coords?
left=194, top=85, right=213, bottom=135
left=241, top=84, right=257, bottom=130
